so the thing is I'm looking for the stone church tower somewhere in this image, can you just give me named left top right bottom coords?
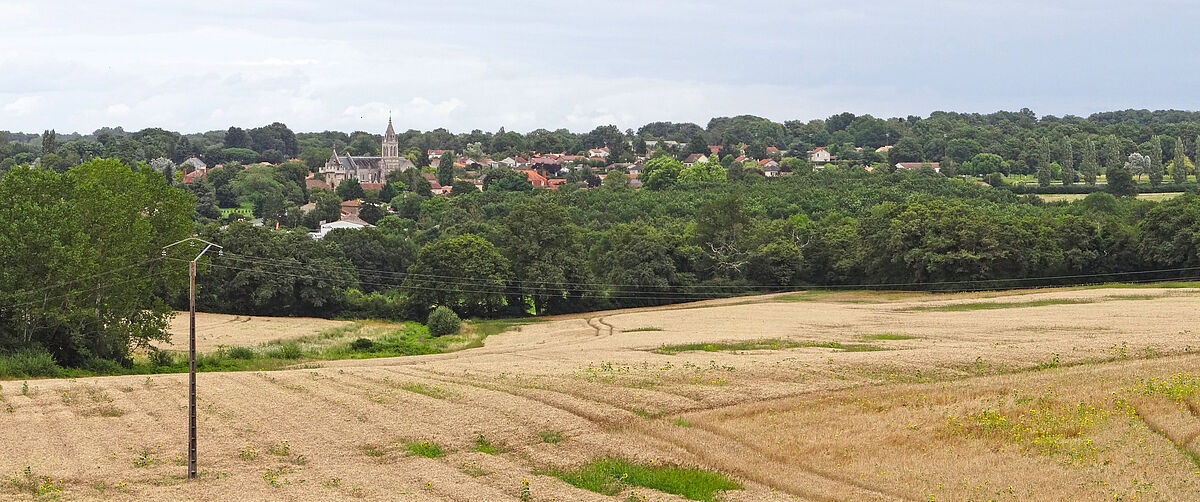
left=381, top=117, right=400, bottom=173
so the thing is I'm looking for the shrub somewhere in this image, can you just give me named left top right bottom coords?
left=350, top=338, right=374, bottom=351
left=148, top=348, right=175, bottom=367
left=265, top=343, right=303, bottom=360
left=427, top=306, right=462, bottom=337
left=0, top=348, right=62, bottom=378
left=226, top=346, right=255, bottom=360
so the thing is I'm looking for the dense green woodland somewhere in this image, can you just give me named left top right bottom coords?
left=7, top=108, right=1200, bottom=371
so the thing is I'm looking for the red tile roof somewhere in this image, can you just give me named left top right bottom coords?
left=516, top=169, right=549, bottom=188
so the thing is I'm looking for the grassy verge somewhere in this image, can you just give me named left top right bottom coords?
left=0, top=317, right=543, bottom=380
left=654, top=339, right=801, bottom=354
left=905, top=299, right=1091, bottom=312
left=654, top=339, right=887, bottom=354
left=546, top=457, right=741, bottom=502
left=863, top=333, right=916, bottom=341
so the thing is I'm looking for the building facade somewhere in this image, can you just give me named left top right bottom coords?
left=320, top=118, right=413, bottom=188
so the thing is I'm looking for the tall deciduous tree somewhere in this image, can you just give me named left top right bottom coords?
left=437, top=150, right=455, bottom=186
left=1036, top=140, right=1052, bottom=187
left=1103, top=137, right=1123, bottom=175
left=1060, top=138, right=1075, bottom=185
left=403, top=234, right=509, bottom=317
left=1081, top=138, right=1099, bottom=185
left=40, top=130, right=57, bottom=156
left=1147, top=136, right=1164, bottom=186
left=1172, top=137, right=1190, bottom=184
left=0, top=159, right=193, bottom=365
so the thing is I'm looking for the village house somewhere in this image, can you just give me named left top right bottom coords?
left=759, top=159, right=782, bottom=177
left=308, top=217, right=374, bottom=240
left=587, top=147, right=610, bottom=159
left=516, top=169, right=549, bottom=188
left=683, top=153, right=709, bottom=166
left=808, top=146, right=833, bottom=164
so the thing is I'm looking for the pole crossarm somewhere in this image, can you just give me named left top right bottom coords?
left=162, top=237, right=223, bottom=263
left=161, top=236, right=222, bottom=480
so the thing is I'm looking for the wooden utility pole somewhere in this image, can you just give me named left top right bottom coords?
left=163, top=237, right=222, bottom=480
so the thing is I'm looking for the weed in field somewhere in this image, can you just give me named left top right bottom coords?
left=1037, top=353, right=1061, bottom=370
left=359, top=444, right=385, bottom=457
left=674, top=418, right=691, bottom=427
left=322, top=478, right=341, bottom=488
left=908, top=299, right=1091, bottom=312
left=238, top=445, right=259, bottom=461
left=9, top=467, right=64, bottom=497
left=539, top=429, right=564, bottom=444
left=133, top=451, right=153, bottom=468
left=22, top=381, right=28, bottom=396
left=624, top=327, right=664, bottom=333
left=268, top=440, right=290, bottom=456
left=474, top=434, right=502, bottom=454
left=1111, top=341, right=1129, bottom=360
left=400, top=382, right=456, bottom=399
left=262, top=466, right=301, bottom=487
left=462, top=460, right=487, bottom=477
left=1139, top=373, right=1200, bottom=401
left=520, top=478, right=531, bottom=501
left=546, top=457, right=741, bottom=502
left=405, top=441, right=445, bottom=458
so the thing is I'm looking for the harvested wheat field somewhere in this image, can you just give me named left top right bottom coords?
left=4, top=286, right=1200, bottom=501
left=162, top=313, right=354, bottom=352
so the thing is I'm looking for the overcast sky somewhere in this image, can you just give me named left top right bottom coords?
left=1, top=0, right=1197, bottom=135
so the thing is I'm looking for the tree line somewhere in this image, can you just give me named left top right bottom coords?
left=8, top=108, right=1200, bottom=178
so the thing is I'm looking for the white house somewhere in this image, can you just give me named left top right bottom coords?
left=808, top=147, right=833, bottom=164
left=309, top=217, right=374, bottom=239
left=587, top=147, right=610, bottom=159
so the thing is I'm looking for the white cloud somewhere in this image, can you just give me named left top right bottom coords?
left=2, top=96, right=43, bottom=116
left=105, top=103, right=130, bottom=117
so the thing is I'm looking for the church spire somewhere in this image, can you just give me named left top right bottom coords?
left=385, top=115, right=396, bottom=140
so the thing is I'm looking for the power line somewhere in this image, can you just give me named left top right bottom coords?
left=8, top=270, right=174, bottom=310
left=10, top=257, right=165, bottom=298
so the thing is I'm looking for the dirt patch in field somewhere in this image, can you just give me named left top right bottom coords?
left=160, top=312, right=352, bottom=352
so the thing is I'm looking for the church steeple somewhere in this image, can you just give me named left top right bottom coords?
left=381, top=116, right=401, bottom=175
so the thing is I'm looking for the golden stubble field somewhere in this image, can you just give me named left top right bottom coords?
left=3, top=287, right=1200, bottom=501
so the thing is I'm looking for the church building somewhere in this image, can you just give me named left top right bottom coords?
left=320, top=118, right=414, bottom=188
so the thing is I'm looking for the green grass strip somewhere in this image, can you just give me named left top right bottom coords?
left=549, top=458, right=740, bottom=502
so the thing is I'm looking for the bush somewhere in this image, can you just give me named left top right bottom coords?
left=0, top=348, right=62, bottom=378
left=225, top=346, right=255, bottom=360
left=427, top=306, right=462, bottom=337
left=148, top=348, right=176, bottom=367
left=264, top=342, right=303, bottom=360
left=350, top=338, right=374, bottom=351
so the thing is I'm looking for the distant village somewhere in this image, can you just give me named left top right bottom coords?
left=173, top=120, right=912, bottom=238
